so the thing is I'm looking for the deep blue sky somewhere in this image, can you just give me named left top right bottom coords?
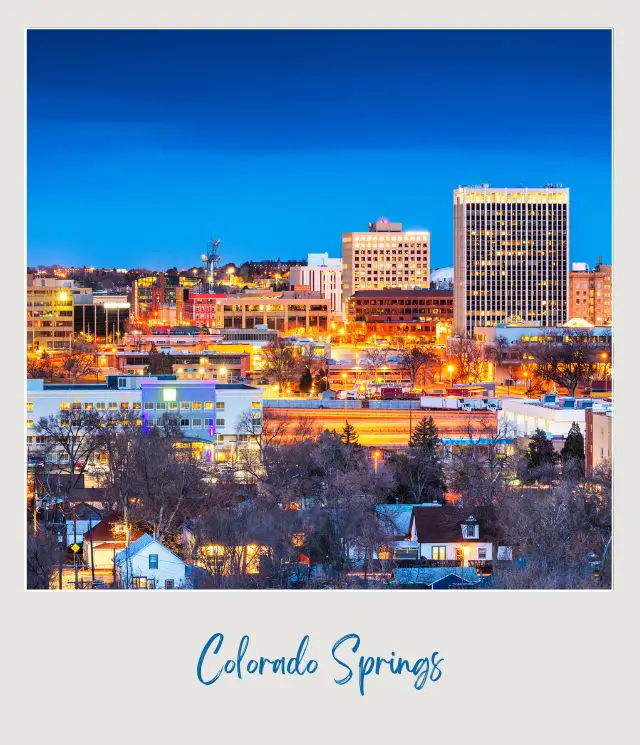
left=27, top=30, right=612, bottom=270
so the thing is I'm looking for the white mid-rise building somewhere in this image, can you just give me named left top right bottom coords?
left=289, top=252, right=343, bottom=319
left=26, top=375, right=263, bottom=464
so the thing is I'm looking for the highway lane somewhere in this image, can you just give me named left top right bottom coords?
left=263, top=407, right=498, bottom=447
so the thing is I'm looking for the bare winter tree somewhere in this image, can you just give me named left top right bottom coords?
left=34, top=409, right=105, bottom=489
left=447, top=337, right=486, bottom=383
left=27, top=523, right=60, bottom=589
left=445, top=417, right=516, bottom=507
left=260, top=337, right=302, bottom=394
left=397, top=346, right=439, bottom=389
left=524, top=329, right=610, bottom=396
left=361, top=348, right=389, bottom=382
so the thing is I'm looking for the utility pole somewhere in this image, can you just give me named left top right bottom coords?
left=73, top=506, right=78, bottom=590
left=89, top=514, right=95, bottom=583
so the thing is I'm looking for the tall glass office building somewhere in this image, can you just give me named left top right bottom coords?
left=453, top=185, right=569, bottom=337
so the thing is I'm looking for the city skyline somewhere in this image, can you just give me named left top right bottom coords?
left=28, top=30, right=611, bottom=270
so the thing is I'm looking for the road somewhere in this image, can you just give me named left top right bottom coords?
left=263, top=407, right=497, bottom=447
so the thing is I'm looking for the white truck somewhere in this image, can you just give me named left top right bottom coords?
left=420, top=396, right=502, bottom=412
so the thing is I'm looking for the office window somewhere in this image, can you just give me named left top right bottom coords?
left=180, top=401, right=190, bottom=410
left=108, top=402, right=117, bottom=410
left=149, top=554, right=158, bottom=570
left=96, top=402, right=106, bottom=410
left=180, top=418, right=189, bottom=427
left=168, top=402, right=178, bottom=411
left=216, top=402, right=225, bottom=410
left=156, top=402, right=166, bottom=410
left=204, top=401, right=214, bottom=410
left=132, top=402, right=141, bottom=410
left=145, top=402, right=154, bottom=410
left=192, top=418, right=202, bottom=427
left=60, top=402, right=70, bottom=410
left=120, top=402, right=129, bottom=410
left=216, top=418, right=225, bottom=427
left=26, top=402, right=33, bottom=411
left=192, top=401, right=202, bottom=410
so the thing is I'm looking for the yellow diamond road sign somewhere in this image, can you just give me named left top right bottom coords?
left=71, top=544, right=80, bottom=553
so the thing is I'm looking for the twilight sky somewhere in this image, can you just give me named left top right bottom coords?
left=27, top=30, right=612, bottom=270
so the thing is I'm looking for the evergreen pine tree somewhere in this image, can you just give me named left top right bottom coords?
left=526, top=428, right=558, bottom=470
left=299, top=366, right=313, bottom=394
left=410, top=416, right=440, bottom=450
left=340, top=420, right=360, bottom=446
left=561, top=421, right=585, bottom=478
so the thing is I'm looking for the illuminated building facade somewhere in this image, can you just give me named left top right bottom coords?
left=348, top=289, right=453, bottom=343
left=27, top=275, right=75, bottom=353
left=289, top=253, right=343, bottom=319
left=342, top=219, right=431, bottom=299
left=453, top=185, right=569, bottom=337
left=220, top=292, right=330, bottom=333
left=569, top=260, right=612, bottom=326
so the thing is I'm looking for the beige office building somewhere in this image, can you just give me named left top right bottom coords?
left=453, top=185, right=569, bottom=337
left=27, top=275, right=75, bottom=353
left=220, top=292, right=330, bottom=334
left=342, top=219, right=430, bottom=300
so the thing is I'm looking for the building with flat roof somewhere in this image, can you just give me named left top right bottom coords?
left=453, top=185, right=569, bottom=336
left=342, top=219, right=430, bottom=299
left=73, top=289, right=130, bottom=342
left=220, top=292, right=330, bottom=334
left=348, top=289, right=453, bottom=343
left=499, top=395, right=611, bottom=440
left=27, top=275, right=75, bottom=353
left=26, top=376, right=263, bottom=462
left=289, top=252, right=343, bottom=319
left=569, top=259, right=612, bottom=326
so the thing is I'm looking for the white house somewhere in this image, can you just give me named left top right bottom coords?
left=114, top=534, right=188, bottom=589
left=407, top=506, right=496, bottom=566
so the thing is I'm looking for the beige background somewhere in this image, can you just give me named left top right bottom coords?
left=4, top=4, right=636, bottom=742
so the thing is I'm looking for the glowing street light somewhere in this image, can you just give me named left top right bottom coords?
left=373, top=449, right=382, bottom=474
left=447, top=364, right=454, bottom=386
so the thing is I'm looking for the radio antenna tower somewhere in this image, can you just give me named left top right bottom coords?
left=200, top=238, right=221, bottom=293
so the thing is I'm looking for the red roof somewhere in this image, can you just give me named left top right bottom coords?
left=82, top=512, right=146, bottom=543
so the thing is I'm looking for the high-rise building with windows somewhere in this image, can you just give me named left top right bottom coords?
left=453, top=185, right=569, bottom=337
left=342, top=219, right=430, bottom=301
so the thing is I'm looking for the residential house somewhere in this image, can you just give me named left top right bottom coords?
left=82, top=512, right=146, bottom=569
left=114, top=534, right=189, bottom=589
left=407, top=506, right=497, bottom=572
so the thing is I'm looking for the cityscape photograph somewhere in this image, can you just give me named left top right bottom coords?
left=26, top=29, right=613, bottom=590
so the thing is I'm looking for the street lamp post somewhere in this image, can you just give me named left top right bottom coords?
left=600, top=352, right=609, bottom=391
left=447, top=364, right=454, bottom=387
